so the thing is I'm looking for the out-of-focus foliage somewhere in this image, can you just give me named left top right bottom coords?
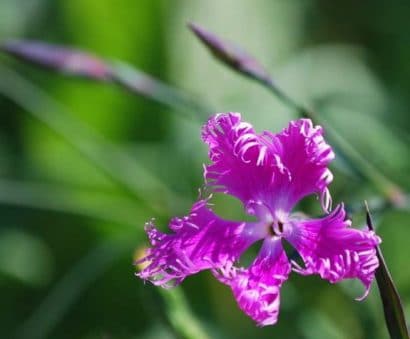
left=0, top=1, right=409, bottom=338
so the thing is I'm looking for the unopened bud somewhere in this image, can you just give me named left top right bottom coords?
left=1, top=40, right=111, bottom=80
left=188, top=22, right=272, bottom=85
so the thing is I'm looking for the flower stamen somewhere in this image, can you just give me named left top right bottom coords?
left=267, top=221, right=285, bottom=237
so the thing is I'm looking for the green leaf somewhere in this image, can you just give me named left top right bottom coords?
left=365, top=202, right=409, bottom=339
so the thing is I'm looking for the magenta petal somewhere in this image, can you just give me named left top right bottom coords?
left=287, top=204, right=381, bottom=298
left=214, top=238, right=291, bottom=326
left=137, top=199, right=260, bottom=288
left=202, top=112, right=281, bottom=206
left=202, top=113, right=334, bottom=213
left=269, top=118, right=335, bottom=209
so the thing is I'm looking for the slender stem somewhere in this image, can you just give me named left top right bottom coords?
left=111, top=61, right=212, bottom=121
left=264, top=79, right=309, bottom=118
left=157, top=288, right=211, bottom=339
left=261, top=78, right=406, bottom=207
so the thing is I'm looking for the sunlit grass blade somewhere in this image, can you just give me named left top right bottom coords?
left=0, top=179, right=143, bottom=227
left=189, top=22, right=407, bottom=208
left=365, top=202, right=409, bottom=339
left=0, top=65, right=186, bottom=216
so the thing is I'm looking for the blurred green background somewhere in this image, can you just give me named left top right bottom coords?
left=0, top=1, right=409, bottom=338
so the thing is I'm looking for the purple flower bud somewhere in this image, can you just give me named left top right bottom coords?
left=188, top=23, right=272, bottom=85
left=1, top=40, right=111, bottom=80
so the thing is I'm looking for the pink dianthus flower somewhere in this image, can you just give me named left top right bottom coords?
left=137, top=113, right=381, bottom=326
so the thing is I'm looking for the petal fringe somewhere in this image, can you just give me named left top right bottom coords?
left=287, top=204, right=381, bottom=298
left=137, top=199, right=260, bottom=287
left=202, top=113, right=335, bottom=212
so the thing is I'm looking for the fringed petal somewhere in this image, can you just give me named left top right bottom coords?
left=267, top=118, right=335, bottom=210
left=214, top=238, right=291, bottom=326
left=137, top=199, right=260, bottom=288
left=286, top=204, right=381, bottom=299
left=202, top=113, right=334, bottom=213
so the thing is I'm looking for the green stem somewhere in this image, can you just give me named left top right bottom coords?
left=111, top=61, right=212, bottom=121
left=14, top=235, right=211, bottom=339
left=158, top=287, right=211, bottom=339
left=261, top=78, right=406, bottom=207
left=264, top=79, right=308, bottom=118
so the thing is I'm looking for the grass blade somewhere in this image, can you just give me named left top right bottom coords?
left=0, top=179, right=143, bottom=227
left=0, top=65, right=186, bottom=216
left=365, top=202, right=409, bottom=339
left=16, top=237, right=134, bottom=339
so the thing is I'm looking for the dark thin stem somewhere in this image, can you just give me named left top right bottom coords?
left=264, top=79, right=310, bottom=118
